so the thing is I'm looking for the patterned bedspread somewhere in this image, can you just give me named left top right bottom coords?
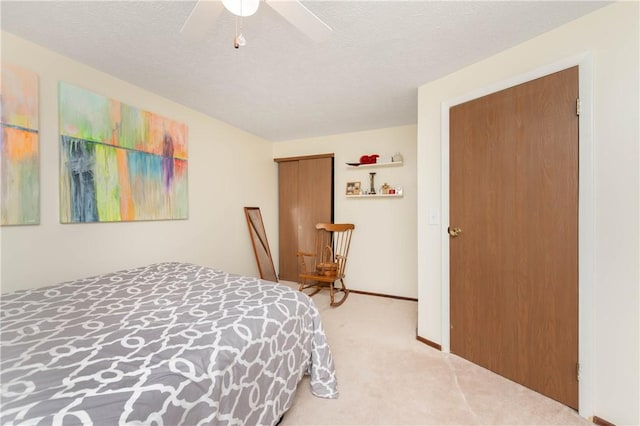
left=0, top=262, right=338, bottom=425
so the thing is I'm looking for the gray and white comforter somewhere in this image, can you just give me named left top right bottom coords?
left=0, top=262, right=338, bottom=425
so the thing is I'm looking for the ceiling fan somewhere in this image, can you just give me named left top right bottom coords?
left=181, top=0, right=332, bottom=48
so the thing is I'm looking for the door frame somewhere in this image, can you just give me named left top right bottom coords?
left=440, top=53, right=594, bottom=417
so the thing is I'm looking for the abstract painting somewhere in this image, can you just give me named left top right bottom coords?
left=59, top=82, right=188, bottom=223
left=1, top=63, right=40, bottom=226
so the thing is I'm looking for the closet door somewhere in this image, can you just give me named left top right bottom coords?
left=275, top=155, right=333, bottom=282
left=297, top=157, right=333, bottom=263
left=278, top=160, right=299, bottom=282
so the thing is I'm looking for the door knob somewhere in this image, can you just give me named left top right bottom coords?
left=448, top=227, right=462, bottom=237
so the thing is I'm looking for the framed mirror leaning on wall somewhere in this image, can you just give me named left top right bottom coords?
left=244, top=207, right=278, bottom=282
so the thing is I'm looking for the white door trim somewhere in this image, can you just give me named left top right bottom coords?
left=440, top=53, right=594, bottom=417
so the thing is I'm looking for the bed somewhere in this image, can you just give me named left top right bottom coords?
left=0, top=262, right=338, bottom=425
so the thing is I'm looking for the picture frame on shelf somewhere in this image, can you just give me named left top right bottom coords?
left=345, top=181, right=361, bottom=195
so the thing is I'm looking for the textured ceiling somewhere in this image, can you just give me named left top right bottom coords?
left=1, top=1, right=609, bottom=141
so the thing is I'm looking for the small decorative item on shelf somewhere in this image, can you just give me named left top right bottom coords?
left=345, top=181, right=361, bottom=195
left=369, top=172, right=376, bottom=195
left=381, top=183, right=391, bottom=194
left=359, top=154, right=379, bottom=165
left=392, top=152, right=403, bottom=162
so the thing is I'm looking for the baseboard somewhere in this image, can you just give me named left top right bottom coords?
left=416, top=334, right=442, bottom=351
left=592, top=416, right=616, bottom=426
left=349, top=289, right=417, bottom=302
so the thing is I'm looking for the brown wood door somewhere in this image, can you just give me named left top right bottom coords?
left=278, top=160, right=299, bottom=282
left=449, top=67, right=579, bottom=409
left=297, top=157, right=333, bottom=259
left=276, top=155, right=333, bottom=281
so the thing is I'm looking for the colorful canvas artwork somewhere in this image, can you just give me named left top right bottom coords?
left=1, top=63, right=40, bottom=226
left=59, top=82, right=188, bottom=223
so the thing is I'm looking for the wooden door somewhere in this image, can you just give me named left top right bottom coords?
left=297, top=157, right=333, bottom=260
left=278, top=160, right=299, bottom=282
left=449, top=67, right=579, bottom=408
left=276, top=155, right=333, bottom=281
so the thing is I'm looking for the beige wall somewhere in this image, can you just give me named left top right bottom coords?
left=273, top=125, right=418, bottom=298
left=1, top=32, right=419, bottom=300
left=417, top=3, right=638, bottom=424
left=0, top=32, right=279, bottom=293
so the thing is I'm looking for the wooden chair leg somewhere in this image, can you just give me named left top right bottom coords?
left=340, top=278, right=349, bottom=292
left=299, top=279, right=323, bottom=297
left=299, top=278, right=349, bottom=307
left=329, top=279, right=349, bottom=307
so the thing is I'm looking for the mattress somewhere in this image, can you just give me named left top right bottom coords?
left=0, top=262, right=338, bottom=425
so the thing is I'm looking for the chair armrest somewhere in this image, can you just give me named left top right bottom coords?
left=296, top=251, right=316, bottom=275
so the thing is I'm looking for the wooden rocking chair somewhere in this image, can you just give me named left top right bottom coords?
left=297, top=223, right=355, bottom=307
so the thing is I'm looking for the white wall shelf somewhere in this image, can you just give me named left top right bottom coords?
left=346, top=161, right=403, bottom=168
left=346, top=193, right=403, bottom=199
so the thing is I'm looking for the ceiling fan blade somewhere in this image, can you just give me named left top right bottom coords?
left=180, top=0, right=225, bottom=41
left=266, top=0, right=332, bottom=43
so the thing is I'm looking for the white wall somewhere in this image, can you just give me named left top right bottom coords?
left=417, top=3, right=639, bottom=424
left=273, top=125, right=417, bottom=299
left=0, top=32, right=279, bottom=293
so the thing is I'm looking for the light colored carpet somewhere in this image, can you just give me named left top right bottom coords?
left=280, top=284, right=590, bottom=426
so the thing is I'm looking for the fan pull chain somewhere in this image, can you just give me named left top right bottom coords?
left=234, top=16, right=246, bottom=48
left=234, top=1, right=246, bottom=49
